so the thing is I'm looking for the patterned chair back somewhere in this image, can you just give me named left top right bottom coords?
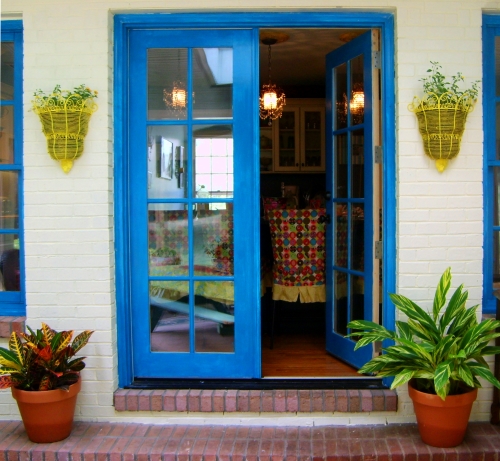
left=148, top=210, right=188, bottom=266
left=196, top=209, right=234, bottom=275
left=267, top=208, right=326, bottom=303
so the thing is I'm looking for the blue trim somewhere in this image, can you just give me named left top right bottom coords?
left=114, top=11, right=396, bottom=385
left=482, top=15, right=500, bottom=314
left=114, top=16, right=133, bottom=387
left=324, top=31, right=375, bottom=368
left=0, top=20, right=25, bottom=316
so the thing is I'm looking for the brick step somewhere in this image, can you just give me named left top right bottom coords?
left=113, top=388, right=398, bottom=413
left=1, top=421, right=500, bottom=460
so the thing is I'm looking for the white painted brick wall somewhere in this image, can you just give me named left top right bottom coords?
left=0, top=0, right=497, bottom=425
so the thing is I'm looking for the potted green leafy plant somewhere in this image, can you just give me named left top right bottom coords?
left=32, top=84, right=98, bottom=173
left=149, top=247, right=181, bottom=266
left=0, top=323, right=94, bottom=443
left=408, top=62, right=480, bottom=172
left=347, top=268, right=500, bottom=448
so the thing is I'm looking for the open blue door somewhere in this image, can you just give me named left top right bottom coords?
left=325, top=31, right=379, bottom=369
left=128, top=29, right=258, bottom=378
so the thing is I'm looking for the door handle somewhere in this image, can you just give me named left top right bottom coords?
left=319, top=214, right=331, bottom=224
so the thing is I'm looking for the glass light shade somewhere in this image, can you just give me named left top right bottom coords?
left=263, top=91, right=278, bottom=109
left=171, top=86, right=187, bottom=108
left=350, top=90, right=364, bottom=114
left=259, top=83, right=285, bottom=124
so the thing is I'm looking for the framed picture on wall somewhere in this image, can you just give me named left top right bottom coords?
left=175, top=145, right=185, bottom=188
left=159, top=137, right=173, bottom=180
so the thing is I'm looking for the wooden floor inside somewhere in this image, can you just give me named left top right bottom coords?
left=261, top=331, right=360, bottom=377
left=260, top=297, right=360, bottom=378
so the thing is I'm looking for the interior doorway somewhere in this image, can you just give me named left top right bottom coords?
left=258, top=27, right=381, bottom=378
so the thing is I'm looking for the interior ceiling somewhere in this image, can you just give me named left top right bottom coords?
left=259, top=28, right=368, bottom=89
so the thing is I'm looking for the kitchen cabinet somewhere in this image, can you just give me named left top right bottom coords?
left=260, top=99, right=325, bottom=173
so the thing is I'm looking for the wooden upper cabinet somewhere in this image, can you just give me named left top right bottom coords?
left=260, top=99, right=325, bottom=173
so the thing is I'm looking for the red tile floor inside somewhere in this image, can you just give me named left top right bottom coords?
left=1, top=420, right=500, bottom=460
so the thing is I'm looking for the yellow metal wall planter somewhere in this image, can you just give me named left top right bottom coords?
left=32, top=86, right=98, bottom=173
left=408, top=92, right=475, bottom=173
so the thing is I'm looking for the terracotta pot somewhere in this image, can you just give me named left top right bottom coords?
left=408, top=379, right=478, bottom=448
left=11, top=378, right=81, bottom=443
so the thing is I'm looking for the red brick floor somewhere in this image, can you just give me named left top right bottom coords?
left=1, top=420, right=500, bottom=460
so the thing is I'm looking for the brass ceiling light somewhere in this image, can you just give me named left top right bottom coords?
left=259, top=33, right=288, bottom=126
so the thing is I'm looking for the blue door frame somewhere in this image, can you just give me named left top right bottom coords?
left=324, top=31, right=375, bottom=368
left=482, top=15, right=500, bottom=315
left=114, top=11, right=396, bottom=387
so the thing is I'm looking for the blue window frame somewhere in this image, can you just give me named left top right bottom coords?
left=0, top=20, right=24, bottom=316
left=114, top=12, right=396, bottom=386
left=483, top=15, right=500, bottom=314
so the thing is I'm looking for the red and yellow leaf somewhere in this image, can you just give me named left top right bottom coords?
left=0, top=375, right=12, bottom=389
left=71, top=330, right=94, bottom=354
left=42, top=323, right=55, bottom=343
left=8, top=333, right=24, bottom=366
left=55, top=331, right=73, bottom=356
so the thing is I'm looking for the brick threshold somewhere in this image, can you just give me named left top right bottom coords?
left=1, top=421, right=500, bottom=460
left=114, top=388, right=398, bottom=413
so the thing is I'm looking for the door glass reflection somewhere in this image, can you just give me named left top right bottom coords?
left=192, top=125, right=233, bottom=199
left=351, top=204, right=364, bottom=272
left=335, top=133, right=347, bottom=199
left=349, top=55, right=364, bottom=126
left=335, top=63, right=347, bottom=130
left=150, top=281, right=190, bottom=352
left=0, top=233, right=19, bottom=292
left=351, top=130, right=364, bottom=198
left=147, top=126, right=188, bottom=199
left=194, top=281, right=234, bottom=353
left=148, top=204, right=189, bottom=276
left=194, top=205, right=234, bottom=276
left=148, top=48, right=188, bottom=121
left=193, top=48, right=233, bottom=119
left=1, top=42, right=14, bottom=100
left=0, top=107, right=14, bottom=164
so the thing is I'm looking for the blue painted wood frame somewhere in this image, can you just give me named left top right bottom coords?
left=0, top=20, right=24, bottom=316
left=114, top=11, right=396, bottom=386
left=324, top=31, right=374, bottom=368
left=128, top=28, right=257, bottom=378
left=482, top=15, right=500, bottom=315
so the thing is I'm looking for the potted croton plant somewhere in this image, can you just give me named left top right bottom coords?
left=347, top=268, right=500, bottom=448
left=0, top=323, right=94, bottom=443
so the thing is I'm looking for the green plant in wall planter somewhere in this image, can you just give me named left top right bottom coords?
left=347, top=268, right=500, bottom=448
left=0, top=323, right=94, bottom=443
left=32, top=84, right=98, bottom=174
left=408, top=62, right=480, bottom=172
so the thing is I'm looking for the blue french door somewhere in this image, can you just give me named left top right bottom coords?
left=128, top=29, right=258, bottom=378
left=325, top=31, right=376, bottom=368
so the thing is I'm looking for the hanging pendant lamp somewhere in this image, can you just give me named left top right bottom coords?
left=259, top=33, right=288, bottom=126
left=163, top=49, right=188, bottom=119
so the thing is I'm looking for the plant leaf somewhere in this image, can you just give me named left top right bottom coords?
left=468, top=362, right=500, bottom=389
left=0, top=375, right=12, bottom=389
left=433, top=267, right=451, bottom=321
left=389, top=293, right=440, bottom=342
left=8, top=333, right=24, bottom=366
left=396, top=321, right=414, bottom=341
left=0, top=347, right=21, bottom=368
left=71, top=330, right=94, bottom=354
left=390, top=370, right=415, bottom=389
left=439, top=285, right=467, bottom=333
left=434, top=359, right=453, bottom=398
left=457, top=363, right=475, bottom=388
